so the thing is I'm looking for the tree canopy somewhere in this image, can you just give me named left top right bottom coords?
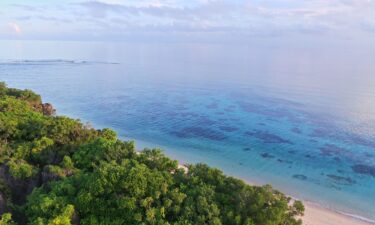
left=0, top=82, right=304, bottom=225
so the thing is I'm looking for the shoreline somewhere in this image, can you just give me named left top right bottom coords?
left=134, top=140, right=375, bottom=225
left=302, top=201, right=375, bottom=225
left=177, top=162, right=375, bottom=225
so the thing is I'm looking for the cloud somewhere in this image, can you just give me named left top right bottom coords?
left=8, top=22, right=22, bottom=34
left=10, top=3, right=41, bottom=12
left=77, top=1, right=229, bottom=19
left=1, top=0, right=375, bottom=41
left=74, top=0, right=375, bottom=34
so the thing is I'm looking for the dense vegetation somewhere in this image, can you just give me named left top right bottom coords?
left=0, top=82, right=304, bottom=225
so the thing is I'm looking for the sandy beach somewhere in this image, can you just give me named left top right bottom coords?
left=177, top=162, right=374, bottom=225
left=303, top=202, right=374, bottom=225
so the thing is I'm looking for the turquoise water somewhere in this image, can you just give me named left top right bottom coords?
left=0, top=40, right=374, bottom=222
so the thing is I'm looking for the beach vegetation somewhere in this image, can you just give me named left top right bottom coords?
left=0, top=83, right=304, bottom=225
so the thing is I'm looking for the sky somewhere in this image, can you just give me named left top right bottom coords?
left=1, top=0, right=375, bottom=43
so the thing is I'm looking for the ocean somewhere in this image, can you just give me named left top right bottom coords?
left=0, top=40, right=374, bottom=222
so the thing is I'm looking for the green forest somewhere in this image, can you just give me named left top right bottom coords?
left=0, top=82, right=304, bottom=225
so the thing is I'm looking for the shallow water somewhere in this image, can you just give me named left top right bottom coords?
left=0, top=40, right=374, bottom=221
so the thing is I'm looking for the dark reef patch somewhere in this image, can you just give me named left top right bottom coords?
left=224, top=105, right=236, bottom=112
left=345, top=135, right=375, bottom=149
left=328, top=184, right=342, bottom=191
left=352, top=164, right=375, bottom=178
left=166, top=112, right=179, bottom=117
left=170, top=126, right=227, bottom=141
left=310, top=126, right=375, bottom=149
left=218, top=126, right=238, bottom=132
left=310, top=128, right=333, bottom=138
left=175, top=97, right=190, bottom=104
left=364, top=153, right=375, bottom=158
left=327, top=174, right=356, bottom=185
left=243, top=147, right=251, bottom=152
left=237, top=101, right=304, bottom=123
left=174, top=104, right=188, bottom=110
left=260, top=153, right=275, bottom=159
left=179, top=112, right=199, bottom=117
left=319, top=144, right=350, bottom=157
left=333, top=157, right=341, bottom=162
left=237, top=102, right=263, bottom=113
left=291, top=127, right=302, bottom=134
left=277, top=159, right=292, bottom=164
left=277, top=159, right=293, bottom=164
left=293, top=174, right=307, bottom=180
left=337, top=169, right=344, bottom=174
left=206, top=103, right=218, bottom=109
left=195, top=116, right=216, bottom=126
left=245, top=130, right=293, bottom=144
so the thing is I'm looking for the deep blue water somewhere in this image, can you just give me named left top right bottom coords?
left=0, top=40, right=374, bottom=221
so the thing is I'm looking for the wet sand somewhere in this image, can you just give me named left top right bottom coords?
left=303, top=202, right=374, bottom=225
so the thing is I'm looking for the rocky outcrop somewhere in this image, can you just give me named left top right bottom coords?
left=41, top=165, right=75, bottom=184
left=42, top=103, right=56, bottom=116
left=71, top=211, right=80, bottom=224
left=0, top=192, right=6, bottom=215
left=41, top=168, right=61, bottom=184
left=0, top=164, right=41, bottom=205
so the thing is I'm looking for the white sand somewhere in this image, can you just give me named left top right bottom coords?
left=303, top=202, right=374, bottom=225
left=136, top=149, right=374, bottom=225
left=174, top=162, right=375, bottom=225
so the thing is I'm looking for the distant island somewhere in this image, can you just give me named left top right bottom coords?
left=0, top=82, right=304, bottom=224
